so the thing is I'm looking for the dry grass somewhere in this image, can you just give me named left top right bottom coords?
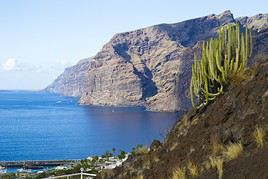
left=199, top=166, right=205, bottom=174
left=203, top=160, right=211, bottom=170
left=216, top=158, right=223, bottom=179
left=209, top=156, right=223, bottom=179
left=171, top=167, right=186, bottom=179
left=253, top=127, right=266, bottom=148
left=142, top=159, right=151, bottom=170
left=209, top=156, right=218, bottom=169
left=153, top=155, right=160, bottom=163
left=224, top=142, right=243, bottom=161
left=177, top=116, right=191, bottom=137
left=187, top=161, right=199, bottom=177
left=231, top=65, right=256, bottom=85
left=132, top=145, right=148, bottom=155
left=170, top=142, right=178, bottom=151
left=231, top=71, right=248, bottom=85
left=212, top=138, right=224, bottom=155
left=136, top=175, right=144, bottom=179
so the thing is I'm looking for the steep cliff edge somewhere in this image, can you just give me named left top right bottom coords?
left=44, top=58, right=91, bottom=96
left=98, top=60, right=268, bottom=179
left=80, top=11, right=235, bottom=111
left=79, top=11, right=268, bottom=112
left=46, top=11, right=268, bottom=112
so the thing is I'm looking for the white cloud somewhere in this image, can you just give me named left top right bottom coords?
left=1, top=58, right=16, bottom=71
left=0, top=58, right=45, bottom=73
left=1, top=58, right=73, bottom=74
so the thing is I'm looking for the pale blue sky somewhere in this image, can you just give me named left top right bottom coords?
left=0, top=0, right=267, bottom=90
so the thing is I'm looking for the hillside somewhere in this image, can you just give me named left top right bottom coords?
left=97, top=60, right=268, bottom=179
left=45, top=11, right=268, bottom=112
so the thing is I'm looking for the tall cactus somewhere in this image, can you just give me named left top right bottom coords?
left=190, top=23, right=253, bottom=108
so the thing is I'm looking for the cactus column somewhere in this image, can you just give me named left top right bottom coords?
left=190, top=23, right=253, bottom=108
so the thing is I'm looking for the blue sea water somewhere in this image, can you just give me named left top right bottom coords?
left=0, top=90, right=180, bottom=161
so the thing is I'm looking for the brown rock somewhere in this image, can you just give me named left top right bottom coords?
left=46, top=11, right=268, bottom=112
left=80, top=11, right=236, bottom=111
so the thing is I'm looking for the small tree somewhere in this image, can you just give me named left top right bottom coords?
left=118, top=150, right=127, bottom=159
left=190, top=23, right=253, bottom=108
left=102, top=150, right=113, bottom=158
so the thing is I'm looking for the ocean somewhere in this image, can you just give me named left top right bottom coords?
left=0, top=90, right=180, bottom=161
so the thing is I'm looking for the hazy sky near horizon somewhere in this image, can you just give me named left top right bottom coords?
left=0, top=0, right=267, bottom=90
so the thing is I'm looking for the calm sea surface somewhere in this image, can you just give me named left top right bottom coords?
left=0, top=91, right=180, bottom=161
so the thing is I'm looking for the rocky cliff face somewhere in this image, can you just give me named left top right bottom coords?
left=237, top=13, right=268, bottom=64
left=237, top=13, right=268, bottom=32
left=45, top=58, right=91, bottom=96
left=46, top=11, right=268, bottom=112
left=79, top=11, right=268, bottom=111
left=80, top=11, right=235, bottom=111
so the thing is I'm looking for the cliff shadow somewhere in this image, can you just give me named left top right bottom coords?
left=113, top=43, right=158, bottom=99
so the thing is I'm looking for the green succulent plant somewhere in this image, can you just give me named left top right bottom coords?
left=190, top=23, right=253, bottom=108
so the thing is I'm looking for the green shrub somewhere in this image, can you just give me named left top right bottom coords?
left=118, top=150, right=127, bottom=159
left=102, top=150, right=113, bottom=158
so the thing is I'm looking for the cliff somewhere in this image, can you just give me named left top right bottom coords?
left=46, top=11, right=268, bottom=112
left=44, top=58, right=91, bottom=96
left=80, top=11, right=268, bottom=111
left=79, top=11, right=235, bottom=111
left=97, top=60, right=268, bottom=179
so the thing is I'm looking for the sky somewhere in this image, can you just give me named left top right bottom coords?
left=0, top=0, right=267, bottom=90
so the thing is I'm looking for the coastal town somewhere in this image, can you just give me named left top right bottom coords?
left=0, top=149, right=130, bottom=178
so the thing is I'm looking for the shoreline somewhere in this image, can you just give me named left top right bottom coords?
left=0, top=159, right=80, bottom=168
left=0, top=153, right=129, bottom=178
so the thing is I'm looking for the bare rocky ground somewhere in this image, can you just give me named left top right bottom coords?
left=97, top=60, right=268, bottom=179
